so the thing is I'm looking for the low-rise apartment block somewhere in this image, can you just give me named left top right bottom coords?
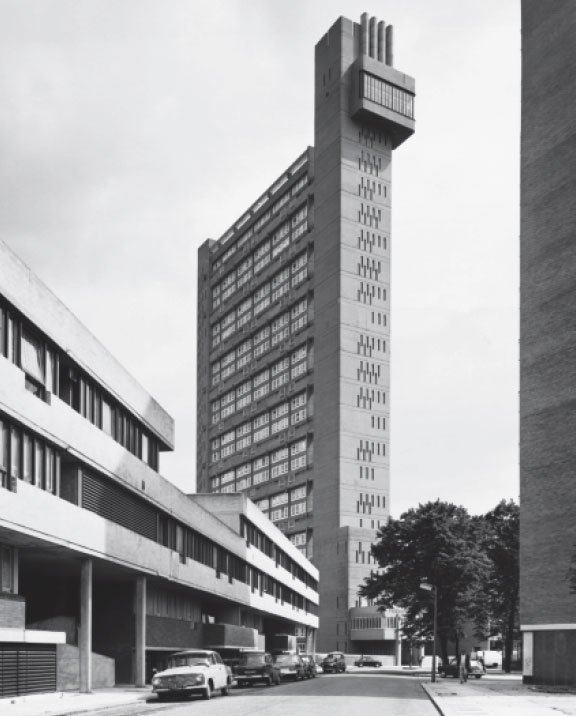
left=0, top=238, right=318, bottom=696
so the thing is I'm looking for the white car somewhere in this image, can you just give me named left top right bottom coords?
left=152, top=649, right=232, bottom=701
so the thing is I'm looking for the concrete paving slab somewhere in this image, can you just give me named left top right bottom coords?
left=0, top=687, right=150, bottom=716
left=421, top=675, right=576, bottom=716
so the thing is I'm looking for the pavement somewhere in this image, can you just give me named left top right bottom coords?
left=3, top=671, right=576, bottom=716
left=0, top=686, right=151, bottom=717
left=421, top=671, right=576, bottom=716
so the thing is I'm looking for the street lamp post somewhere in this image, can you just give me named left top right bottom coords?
left=420, top=582, right=438, bottom=683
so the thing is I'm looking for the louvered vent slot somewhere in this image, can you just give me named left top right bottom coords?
left=82, top=472, right=157, bottom=541
left=0, top=644, right=56, bottom=697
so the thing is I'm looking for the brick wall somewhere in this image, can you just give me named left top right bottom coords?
left=0, top=593, right=25, bottom=628
left=520, top=0, right=576, bottom=629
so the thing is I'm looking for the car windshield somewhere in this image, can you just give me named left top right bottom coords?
left=325, top=654, right=338, bottom=661
left=168, top=653, right=211, bottom=668
left=239, top=654, right=266, bottom=666
left=273, top=654, right=295, bottom=664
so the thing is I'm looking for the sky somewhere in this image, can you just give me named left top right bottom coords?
left=0, top=0, right=521, bottom=518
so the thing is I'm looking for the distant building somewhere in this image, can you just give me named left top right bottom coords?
left=520, top=0, right=576, bottom=687
left=0, top=238, right=318, bottom=697
left=197, top=13, right=414, bottom=655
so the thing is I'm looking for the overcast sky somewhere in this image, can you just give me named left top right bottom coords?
left=0, top=0, right=520, bottom=518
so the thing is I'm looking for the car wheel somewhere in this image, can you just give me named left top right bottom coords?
left=475, top=675, right=482, bottom=679
left=222, top=681, right=230, bottom=696
left=156, top=694, right=168, bottom=702
left=203, top=682, right=212, bottom=700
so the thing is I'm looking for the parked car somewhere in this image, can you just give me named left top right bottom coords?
left=321, top=651, right=346, bottom=673
left=354, top=655, right=382, bottom=668
left=420, top=655, right=443, bottom=671
left=272, top=652, right=305, bottom=681
left=151, top=649, right=232, bottom=701
left=235, top=651, right=280, bottom=687
left=475, top=650, right=502, bottom=668
left=438, top=657, right=486, bottom=679
left=300, top=654, right=318, bottom=678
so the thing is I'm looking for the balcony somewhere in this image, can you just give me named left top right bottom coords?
left=348, top=606, right=400, bottom=642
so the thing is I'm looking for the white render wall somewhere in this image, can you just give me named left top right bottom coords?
left=0, top=239, right=174, bottom=448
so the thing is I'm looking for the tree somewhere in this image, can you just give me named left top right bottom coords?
left=475, top=499, right=519, bottom=673
left=360, top=500, right=491, bottom=664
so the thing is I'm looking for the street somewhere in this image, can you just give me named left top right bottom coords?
left=86, top=674, right=438, bottom=716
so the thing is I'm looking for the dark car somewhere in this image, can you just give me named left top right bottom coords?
left=300, top=654, right=317, bottom=678
left=272, top=652, right=305, bottom=681
left=235, top=651, right=280, bottom=687
left=321, top=651, right=346, bottom=673
left=438, top=657, right=486, bottom=679
left=354, top=655, right=382, bottom=668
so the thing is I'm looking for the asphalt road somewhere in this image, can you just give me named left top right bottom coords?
left=87, top=673, right=439, bottom=716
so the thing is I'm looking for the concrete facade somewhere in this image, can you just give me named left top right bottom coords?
left=196, top=13, right=414, bottom=652
left=520, top=0, right=576, bottom=687
left=0, top=238, right=318, bottom=695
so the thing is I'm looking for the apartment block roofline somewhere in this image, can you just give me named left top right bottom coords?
left=0, top=238, right=174, bottom=450
left=212, top=147, right=312, bottom=250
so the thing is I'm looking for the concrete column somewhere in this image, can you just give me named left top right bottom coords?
left=135, top=577, right=147, bottom=687
left=79, top=558, right=93, bottom=693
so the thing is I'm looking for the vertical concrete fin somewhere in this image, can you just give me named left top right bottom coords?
left=361, top=12, right=369, bottom=56
left=377, top=21, right=385, bottom=62
left=369, top=17, right=377, bottom=58
left=385, top=24, right=394, bottom=66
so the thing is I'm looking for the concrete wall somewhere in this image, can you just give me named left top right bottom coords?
left=312, top=14, right=413, bottom=651
left=57, top=644, right=114, bottom=691
left=147, top=616, right=203, bottom=651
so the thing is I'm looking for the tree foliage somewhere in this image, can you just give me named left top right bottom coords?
left=474, top=499, right=520, bottom=673
left=360, top=500, right=491, bottom=663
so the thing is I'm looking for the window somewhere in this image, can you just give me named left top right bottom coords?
left=253, top=426, right=270, bottom=443
left=0, top=420, right=7, bottom=488
left=271, top=506, right=289, bottom=522
left=360, top=71, right=415, bottom=119
left=291, top=485, right=307, bottom=501
left=291, top=501, right=306, bottom=516
left=253, top=469, right=269, bottom=485
left=271, top=492, right=288, bottom=507
left=290, top=439, right=307, bottom=455
left=290, top=532, right=306, bottom=546
left=291, top=393, right=307, bottom=410
left=291, top=454, right=307, bottom=471
left=271, top=461, right=289, bottom=479
left=0, top=544, right=15, bottom=593
left=20, top=328, right=44, bottom=383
